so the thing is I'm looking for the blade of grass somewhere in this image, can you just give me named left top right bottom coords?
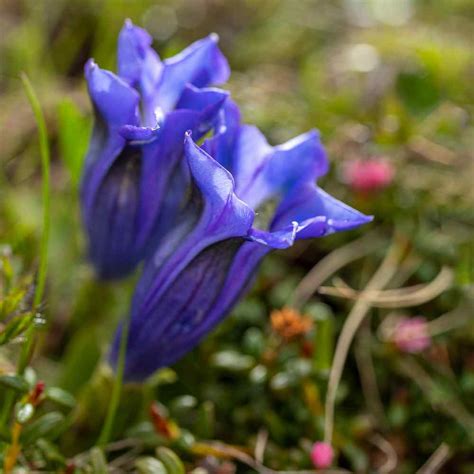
left=0, top=73, right=51, bottom=431
left=18, top=72, right=51, bottom=372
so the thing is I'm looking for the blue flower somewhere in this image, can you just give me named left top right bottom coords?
left=81, top=20, right=230, bottom=279
left=111, top=101, right=372, bottom=381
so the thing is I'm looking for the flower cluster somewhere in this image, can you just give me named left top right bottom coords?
left=342, top=157, right=394, bottom=193
left=81, top=20, right=372, bottom=381
left=270, top=307, right=313, bottom=341
left=393, top=316, right=431, bottom=353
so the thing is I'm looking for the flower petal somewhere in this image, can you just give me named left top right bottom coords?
left=84, top=59, right=140, bottom=132
left=202, top=99, right=241, bottom=171
left=111, top=136, right=255, bottom=380
left=119, top=124, right=160, bottom=143
left=116, top=238, right=245, bottom=380
left=85, top=145, right=143, bottom=279
left=202, top=102, right=329, bottom=212
left=271, top=182, right=373, bottom=239
left=81, top=60, right=142, bottom=278
left=117, top=19, right=162, bottom=95
left=134, top=88, right=229, bottom=251
left=155, top=34, right=230, bottom=113
left=134, top=134, right=253, bottom=315
left=82, top=59, right=140, bottom=209
left=234, top=129, right=328, bottom=209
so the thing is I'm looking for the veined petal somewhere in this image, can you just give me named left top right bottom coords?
left=155, top=239, right=268, bottom=368
left=117, top=19, right=162, bottom=95
left=112, top=136, right=255, bottom=380
left=81, top=60, right=139, bottom=275
left=116, top=238, right=245, bottom=380
left=134, top=89, right=228, bottom=251
left=133, top=133, right=253, bottom=312
left=155, top=34, right=230, bottom=113
left=86, top=145, right=143, bottom=279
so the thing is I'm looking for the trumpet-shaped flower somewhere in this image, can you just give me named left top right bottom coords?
left=81, top=20, right=230, bottom=278
left=111, top=101, right=372, bottom=381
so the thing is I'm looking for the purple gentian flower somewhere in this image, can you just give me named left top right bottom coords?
left=111, top=101, right=372, bottom=381
left=81, top=20, right=229, bottom=279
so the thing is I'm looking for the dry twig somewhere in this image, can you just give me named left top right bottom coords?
left=292, top=231, right=385, bottom=309
left=416, top=443, right=451, bottom=474
left=370, top=433, right=398, bottom=474
left=319, top=267, right=453, bottom=308
left=324, top=238, right=405, bottom=444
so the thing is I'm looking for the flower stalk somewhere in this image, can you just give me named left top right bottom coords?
left=96, top=312, right=130, bottom=448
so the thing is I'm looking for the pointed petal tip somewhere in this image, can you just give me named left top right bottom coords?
left=124, top=18, right=134, bottom=28
left=209, top=32, right=219, bottom=43
left=184, top=130, right=195, bottom=149
left=329, top=212, right=374, bottom=231
left=84, top=58, right=98, bottom=74
left=353, top=213, right=374, bottom=225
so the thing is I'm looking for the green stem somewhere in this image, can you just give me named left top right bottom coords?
left=96, top=315, right=130, bottom=448
left=0, top=73, right=51, bottom=430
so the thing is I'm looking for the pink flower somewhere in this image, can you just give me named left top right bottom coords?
left=393, top=317, right=431, bottom=353
left=342, top=158, right=394, bottom=193
left=311, top=442, right=334, bottom=469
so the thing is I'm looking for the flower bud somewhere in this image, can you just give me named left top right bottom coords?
left=393, top=316, right=431, bottom=353
left=311, top=441, right=334, bottom=469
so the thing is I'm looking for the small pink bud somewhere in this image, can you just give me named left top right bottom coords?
left=311, top=441, right=334, bottom=469
left=342, top=158, right=394, bottom=193
left=393, top=317, right=431, bottom=353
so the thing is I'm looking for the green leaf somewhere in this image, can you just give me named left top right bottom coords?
left=0, top=313, right=35, bottom=346
left=135, top=457, right=167, bottom=474
left=155, top=447, right=185, bottom=474
left=195, top=401, right=215, bottom=439
left=396, top=66, right=440, bottom=115
left=21, top=412, right=66, bottom=444
left=0, top=375, right=30, bottom=393
left=307, top=303, right=335, bottom=376
left=1, top=286, right=27, bottom=317
left=89, top=447, right=108, bottom=474
left=36, top=438, right=66, bottom=465
left=210, top=350, right=255, bottom=372
left=45, top=387, right=76, bottom=409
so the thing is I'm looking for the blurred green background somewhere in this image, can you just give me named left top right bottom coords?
left=0, top=0, right=473, bottom=472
